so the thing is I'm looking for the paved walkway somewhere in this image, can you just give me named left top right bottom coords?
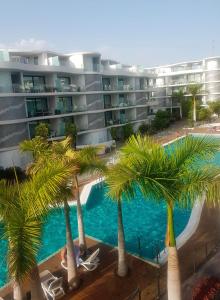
left=182, top=249, right=220, bottom=299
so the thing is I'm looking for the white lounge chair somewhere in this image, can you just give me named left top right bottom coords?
left=40, top=270, right=65, bottom=300
left=61, top=248, right=100, bottom=272
left=79, top=248, right=100, bottom=271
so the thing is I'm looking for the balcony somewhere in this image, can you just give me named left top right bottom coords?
left=54, top=104, right=87, bottom=114
left=10, top=56, right=38, bottom=65
left=27, top=110, right=51, bottom=118
left=102, top=84, right=135, bottom=91
left=104, top=101, right=135, bottom=109
left=7, top=84, right=84, bottom=94
left=56, top=84, right=83, bottom=93
left=117, top=84, right=134, bottom=91
left=105, top=118, right=129, bottom=126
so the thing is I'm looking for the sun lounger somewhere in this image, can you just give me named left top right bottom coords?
left=40, top=270, right=65, bottom=300
left=80, top=248, right=100, bottom=271
left=61, top=248, right=100, bottom=271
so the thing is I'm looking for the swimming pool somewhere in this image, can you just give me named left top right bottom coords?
left=1, top=135, right=220, bottom=287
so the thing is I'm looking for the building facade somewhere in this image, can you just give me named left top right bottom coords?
left=0, top=50, right=218, bottom=168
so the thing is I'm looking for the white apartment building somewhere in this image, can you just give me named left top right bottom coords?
left=1, top=49, right=218, bottom=168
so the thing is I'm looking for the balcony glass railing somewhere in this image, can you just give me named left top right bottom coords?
left=105, top=118, right=130, bottom=126
left=104, top=102, right=134, bottom=109
left=27, top=110, right=51, bottom=118
left=54, top=105, right=87, bottom=114
left=7, top=84, right=85, bottom=94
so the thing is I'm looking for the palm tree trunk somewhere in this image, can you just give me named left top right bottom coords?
left=64, top=199, right=80, bottom=290
left=180, top=105, right=183, bottom=119
left=29, top=263, right=45, bottom=300
left=13, top=280, right=23, bottom=300
left=193, top=97, right=197, bottom=124
left=117, top=200, right=128, bottom=277
left=166, top=202, right=181, bottom=300
left=74, top=175, right=87, bottom=251
left=170, top=98, right=173, bottom=116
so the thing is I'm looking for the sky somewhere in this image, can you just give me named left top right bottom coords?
left=1, top=0, right=220, bottom=67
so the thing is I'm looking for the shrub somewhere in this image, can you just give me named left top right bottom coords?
left=198, top=107, right=212, bottom=122
left=65, top=122, right=77, bottom=147
left=192, top=277, right=220, bottom=300
left=0, top=167, right=27, bottom=183
left=138, top=123, right=155, bottom=135
left=122, top=123, right=134, bottom=140
left=152, top=110, right=171, bottom=131
left=110, top=127, right=119, bottom=141
left=208, top=100, right=220, bottom=117
left=35, top=122, right=49, bottom=138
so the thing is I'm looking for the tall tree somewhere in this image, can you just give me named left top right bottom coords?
left=0, top=162, right=72, bottom=300
left=105, top=134, right=220, bottom=300
left=105, top=163, right=131, bottom=277
left=208, top=100, right=220, bottom=118
left=171, top=89, right=186, bottom=119
left=188, top=84, right=203, bottom=124
left=20, top=137, right=105, bottom=278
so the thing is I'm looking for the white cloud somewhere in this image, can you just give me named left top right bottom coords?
left=0, top=38, right=53, bottom=51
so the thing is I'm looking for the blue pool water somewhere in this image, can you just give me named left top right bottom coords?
left=1, top=137, right=220, bottom=287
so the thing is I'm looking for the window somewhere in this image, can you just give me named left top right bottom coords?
left=57, top=76, right=70, bottom=86
left=56, top=97, right=73, bottom=113
left=104, top=95, right=111, bottom=108
left=26, top=98, right=48, bottom=117
left=23, top=75, right=45, bottom=92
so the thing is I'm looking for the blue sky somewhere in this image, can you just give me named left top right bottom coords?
left=1, top=0, right=220, bottom=67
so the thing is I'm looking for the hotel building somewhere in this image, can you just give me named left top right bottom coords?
left=0, top=50, right=218, bottom=167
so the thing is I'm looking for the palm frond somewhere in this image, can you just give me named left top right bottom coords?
left=170, top=135, right=220, bottom=169
left=21, top=160, right=73, bottom=216
left=19, top=137, right=49, bottom=159
left=4, top=209, right=43, bottom=282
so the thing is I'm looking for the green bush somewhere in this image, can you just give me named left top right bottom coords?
left=138, top=123, right=155, bottom=135
left=198, top=107, right=212, bottom=122
left=152, top=110, right=171, bottom=131
left=122, top=123, right=134, bottom=141
left=35, top=122, right=49, bottom=138
left=0, top=167, right=27, bottom=183
left=110, top=127, right=118, bottom=141
left=65, top=122, right=77, bottom=147
left=208, top=101, right=220, bottom=117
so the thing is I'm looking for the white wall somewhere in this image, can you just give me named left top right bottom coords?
left=0, top=71, right=12, bottom=92
left=206, top=60, right=218, bottom=70
left=69, top=54, right=84, bottom=69
left=79, top=129, right=108, bottom=145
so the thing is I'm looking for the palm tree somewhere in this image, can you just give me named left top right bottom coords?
left=171, top=89, right=186, bottom=119
left=188, top=83, right=203, bottom=124
left=0, top=162, right=72, bottom=300
left=105, top=164, right=129, bottom=277
left=20, top=138, right=80, bottom=289
left=105, top=134, right=220, bottom=300
left=20, top=137, right=105, bottom=284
